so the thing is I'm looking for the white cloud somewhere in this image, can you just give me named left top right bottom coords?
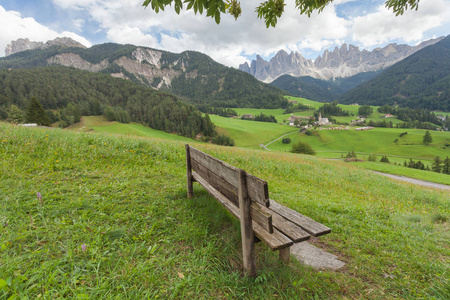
left=3, top=0, right=449, bottom=66
left=106, top=26, right=158, bottom=48
left=352, top=0, right=450, bottom=47
left=72, top=18, right=85, bottom=31
left=0, top=6, right=91, bottom=56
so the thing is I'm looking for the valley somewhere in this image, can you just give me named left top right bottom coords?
left=1, top=34, right=449, bottom=299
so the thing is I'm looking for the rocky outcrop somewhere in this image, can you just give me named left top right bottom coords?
left=47, top=53, right=109, bottom=72
left=240, top=37, right=445, bottom=82
left=45, top=46, right=185, bottom=89
left=5, top=37, right=86, bottom=56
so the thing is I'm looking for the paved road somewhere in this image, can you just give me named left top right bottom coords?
left=372, top=171, right=450, bottom=191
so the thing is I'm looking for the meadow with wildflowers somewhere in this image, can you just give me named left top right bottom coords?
left=1, top=122, right=449, bottom=299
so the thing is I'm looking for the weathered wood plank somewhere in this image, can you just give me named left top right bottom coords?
left=191, top=159, right=239, bottom=207
left=269, top=199, right=331, bottom=237
left=250, top=202, right=273, bottom=234
left=279, top=247, right=290, bottom=263
left=190, top=147, right=269, bottom=207
left=192, top=171, right=273, bottom=233
left=185, top=145, right=194, bottom=199
left=270, top=211, right=310, bottom=242
left=190, top=147, right=239, bottom=187
left=253, top=223, right=293, bottom=251
left=246, top=173, right=270, bottom=207
left=192, top=172, right=291, bottom=250
left=192, top=171, right=240, bottom=219
left=238, top=169, right=256, bottom=277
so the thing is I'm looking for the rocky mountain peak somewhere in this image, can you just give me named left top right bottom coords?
left=5, top=37, right=86, bottom=56
left=239, top=37, right=445, bottom=82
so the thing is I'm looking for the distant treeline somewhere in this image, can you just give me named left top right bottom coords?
left=198, top=106, right=238, bottom=118
left=241, top=113, right=277, bottom=123
left=0, top=66, right=218, bottom=140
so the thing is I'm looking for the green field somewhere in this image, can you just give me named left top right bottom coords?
left=72, top=116, right=194, bottom=142
left=209, top=114, right=297, bottom=148
left=1, top=122, right=449, bottom=299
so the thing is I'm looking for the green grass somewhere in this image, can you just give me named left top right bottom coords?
left=1, top=122, right=449, bottom=299
left=269, top=127, right=450, bottom=159
left=350, top=161, right=450, bottom=185
left=72, top=116, right=194, bottom=142
left=209, top=115, right=297, bottom=148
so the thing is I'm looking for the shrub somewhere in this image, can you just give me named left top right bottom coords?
left=367, top=154, right=377, bottom=162
left=282, top=138, right=291, bottom=144
left=212, top=134, right=235, bottom=146
left=291, top=141, right=315, bottom=155
left=345, top=151, right=357, bottom=158
left=380, top=156, right=390, bottom=163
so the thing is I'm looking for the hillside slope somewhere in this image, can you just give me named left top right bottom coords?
left=340, top=35, right=450, bottom=111
left=1, top=123, right=449, bottom=298
left=270, top=71, right=380, bottom=102
left=0, top=41, right=286, bottom=109
left=0, top=66, right=215, bottom=138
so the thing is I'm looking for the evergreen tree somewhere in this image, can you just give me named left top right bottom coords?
left=432, top=156, right=442, bottom=173
left=423, top=131, right=432, bottom=145
left=25, top=97, right=50, bottom=126
left=442, top=157, right=450, bottom=175
left=380, top=156, right=390, bottom=163
left=7, top=105, right=24, bottom=123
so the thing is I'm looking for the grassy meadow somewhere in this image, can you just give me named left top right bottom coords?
left=209, top=115, right=297, bottom=148
left=1, top=122, right=449, bottom=299
left=72, top=116, right=194, bottom=142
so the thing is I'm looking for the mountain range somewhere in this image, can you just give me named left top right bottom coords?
left=239, top=37, right=444, bottom=82
left=1, top=38, right=285, bottom=109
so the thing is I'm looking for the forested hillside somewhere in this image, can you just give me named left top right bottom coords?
left=0, top=43, right=287, bottom=109
left=340, top=35, right=450, bottom=110
left=0, top=66, right=216, bottom=139
left=270, top=72, right=380, bottom=102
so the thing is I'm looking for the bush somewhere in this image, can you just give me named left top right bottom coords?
left=282, top=138, right=291, bottom=144
left=380, top=156, right=390, bottom=163
left=291, top=141, right=315, bottom=155
left=368, top=154, right=377, bottom=162
left=345, top=151, right=357, bottom=158
left=212, top=134, right=234, bottom=146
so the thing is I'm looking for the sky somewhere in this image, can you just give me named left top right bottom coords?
left=0, top=0, right=449, bottom=68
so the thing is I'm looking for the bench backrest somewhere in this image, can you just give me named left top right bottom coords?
left=186, top=145, right=273, bottom=233
left=189, top=146, right=269, bottom=207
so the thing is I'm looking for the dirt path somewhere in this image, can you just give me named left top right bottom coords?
left=261, top=131, right=298, bottom=150
left=372, top=171, right=450, bottom=191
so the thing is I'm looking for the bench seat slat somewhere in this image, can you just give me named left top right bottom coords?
left=253, top=223, right=293, bottom=251
left=270, top=211, right=311, bottom=243
left=269, top=199, right=331, bottom=237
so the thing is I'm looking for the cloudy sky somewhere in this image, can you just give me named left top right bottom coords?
left=1, top=0, right=449, bottom=67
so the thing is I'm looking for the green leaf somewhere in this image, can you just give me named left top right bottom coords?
left=0, top=279, right=8, bottom=289
left=214, top=11, right=221, bottom=24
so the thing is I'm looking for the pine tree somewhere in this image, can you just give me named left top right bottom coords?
left=26, top=97, right=50, bottom=126
left=432, top=156, right=442, bottom=173
left=7, top=105, right=24, bottom=123
left=442, top=157, right=450, bottom=175
left=423, top=130, right=432, bottom=145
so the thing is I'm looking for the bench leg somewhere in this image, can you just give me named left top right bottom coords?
left=185, top=144, right=194, bottom=199
left=238, top=169, right=256, bottom=277
left=279, top=247, right=290, bottom=264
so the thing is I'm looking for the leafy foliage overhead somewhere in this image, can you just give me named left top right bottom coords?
left=142, top=0, right=420, bottom=27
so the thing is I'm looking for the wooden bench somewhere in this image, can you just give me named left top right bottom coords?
left=185, top=145, right=331, bottom=276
